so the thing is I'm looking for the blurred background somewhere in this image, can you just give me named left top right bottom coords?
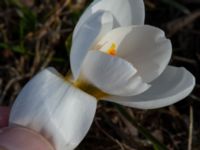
left=0, top=0, right=200, bottom=149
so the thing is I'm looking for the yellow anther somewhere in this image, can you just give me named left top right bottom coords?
left=97, top=42, right=117, bottom=56
left=107, top=43, right=117, bottom=56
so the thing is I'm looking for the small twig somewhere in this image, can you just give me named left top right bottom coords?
left=145, top=0, right=156, bottom=9
left=188, top=104, right=193, bottom=150
left=0, top=74, right=31, bottom=104
left=173, top=56, right=197, bottom=65
left=167, top=10, right=200, bottom=36
left=30, top=40, right=41, bottom=76
left=95, top=120, right=125, bottom=150
left=0, top=79, right=2, bottom=95
left=190, top=94, right=200, bottom=102
left=122, top=144, right=137, bottom=150
left=34, top=0, right=71, bottom=39
left=40, top=50, right=55, bottom=69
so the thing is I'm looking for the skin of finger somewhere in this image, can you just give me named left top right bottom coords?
left=0, top=127, right=54, bottom=150
left=0, top=107, right=10, bottom=128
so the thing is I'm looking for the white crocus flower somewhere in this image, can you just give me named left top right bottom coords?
left=9, top=0, right=195, bottom=150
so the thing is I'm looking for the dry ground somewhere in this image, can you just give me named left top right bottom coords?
left=0, top=0, right=200, bottom=149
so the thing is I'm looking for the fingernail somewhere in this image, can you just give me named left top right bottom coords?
left=0, top=127, right=54, bottom=150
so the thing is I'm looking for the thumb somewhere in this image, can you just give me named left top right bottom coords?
left=0, top=127, right=54, bottom=150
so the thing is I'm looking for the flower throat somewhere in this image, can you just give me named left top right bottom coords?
left=65, top=73, right=109, bottom=100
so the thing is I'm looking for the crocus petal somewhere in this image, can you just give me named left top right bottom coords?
left=104, top=66, right=195, bottom=109
left=81, top=51, right=150, bottom=97
left=73, top=0, right=145, bottom=38
left=97, top=25, right=172, bottom=83
left=70, top=11, right=114, bottom=80
left=9, top=68, right=97, bottom=150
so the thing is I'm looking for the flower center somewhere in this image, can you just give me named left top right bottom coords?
left=106, top=43, right=117, bottom=56
left=97, top=42, right=117, bottom=56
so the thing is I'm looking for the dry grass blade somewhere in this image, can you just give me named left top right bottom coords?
left=167, top=11, right=200, bottom=36
left=188, top=104, right=193, bottom=150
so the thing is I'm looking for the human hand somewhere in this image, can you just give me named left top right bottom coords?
left=0, top=107, right=54, bottom=150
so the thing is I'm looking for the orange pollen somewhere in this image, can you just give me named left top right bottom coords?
left=107, top=43, right=117, bottom=56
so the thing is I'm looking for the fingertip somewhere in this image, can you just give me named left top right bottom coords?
left=0, top=127, right=54, bottom=150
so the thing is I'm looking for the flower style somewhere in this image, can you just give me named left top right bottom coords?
left=9, top=0, right=195, bottom=150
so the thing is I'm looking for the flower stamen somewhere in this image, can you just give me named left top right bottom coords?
left=107, top=43, right=117, bottom=56
left=97, top=42, right=117, bottom=56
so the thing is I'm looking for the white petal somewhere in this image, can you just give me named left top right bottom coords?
left=9, top=68, right=97, bottom=150
left=104, top=66, right=195, bottom=109
left=70, top=11, right=114, bottom=80
left=97, top=25, right=172, bottom=83
left=81, top=51, right=150, bottom=97
left=73, top=0, right=145, bottom=38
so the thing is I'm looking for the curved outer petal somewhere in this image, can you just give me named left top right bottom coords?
left=70, top=11, right=114, bottom=80
left=104, top=66, right=195, bottom=109
left=97, top=25, right=172, bottom=83
left=73, top=0, right=145, bottom=38
left=9, top=68, right=97, bottom=150
left=81, top=51, right=150, bottom=97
